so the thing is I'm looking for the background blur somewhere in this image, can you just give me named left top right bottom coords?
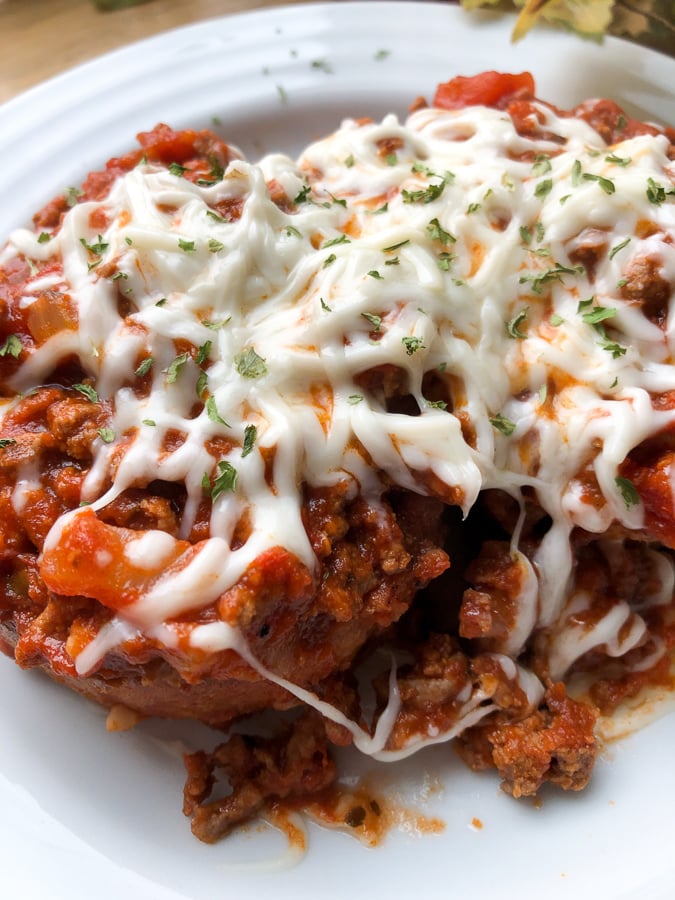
left=0, top=0, right=314, bottom=104
left=1, top=0, right=672, bottom=106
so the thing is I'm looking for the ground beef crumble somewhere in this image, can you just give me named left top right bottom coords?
left=183, top=712, right=336, bottom=843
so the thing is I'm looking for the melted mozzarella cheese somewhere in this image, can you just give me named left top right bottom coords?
left=3, top=99, right=675, bottom=753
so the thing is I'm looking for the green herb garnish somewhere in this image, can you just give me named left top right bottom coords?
left=196, top=341, right=212, bottom=365
left=437, top=252, right=454, bottom=271
left=608, top=237, right=631, bottom=261
left=427, top=217, right=455, bottom=245
left=242, top=424, right=257, bottom=457
left=135, top=357, right=154, bottom=377
left=382, top=239, right=409, bottom=253
left=210, top=460, right=238, bottom=500
left=519, top=263, right=584, bottom=295
left=534, top=178, right=553, bottom=199
left=582, top=173, right=615, bottom=194
left=506, top=308, right=529, bottom=339
left=322, top=234, right=351, bottom=248
left=490, top=414, right=516, bottom=436
left=166, top=352, right=189, bottom=383
left=615, top=476, right=639, bottom=508
left=0, top=335, right=23, bottom=358
left=532, top=155, right=552, bottom=177
left=361, top=312, right=382, bottom=331
left=402, top=336, right=425, bottom=355
left=234, top=347, right=267, bottom=378
left=73, top=383, right=99, bottom=403
left=206, top=396, right=228, bottom=426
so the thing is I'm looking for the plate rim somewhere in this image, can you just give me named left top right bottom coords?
left=1, top=4, right=675, bottom=900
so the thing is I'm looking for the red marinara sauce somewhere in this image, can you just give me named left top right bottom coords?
left=433, top=70, right=675, bottom=152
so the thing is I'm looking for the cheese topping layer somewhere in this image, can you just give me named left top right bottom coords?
left=3, top=100, right=675, bottom=748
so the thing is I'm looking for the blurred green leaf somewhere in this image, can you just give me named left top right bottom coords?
left=92, top=0, right=152, bottom=10
left=459, top=0, right=675, bottom=54
left=611, top=0, right=675, bottom=55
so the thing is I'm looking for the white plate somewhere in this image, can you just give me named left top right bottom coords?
left=1, top=4, right=674, bottom=898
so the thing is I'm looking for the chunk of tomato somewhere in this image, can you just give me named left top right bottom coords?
left=433, top=71, right=535, bottom=111
left=40, top=507, right=190, bottom=610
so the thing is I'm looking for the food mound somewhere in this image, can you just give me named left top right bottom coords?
left=1, top=71, right=674, bottom=843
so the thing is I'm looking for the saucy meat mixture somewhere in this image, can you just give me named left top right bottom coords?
left=1, top=72, right=674, bottom=842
